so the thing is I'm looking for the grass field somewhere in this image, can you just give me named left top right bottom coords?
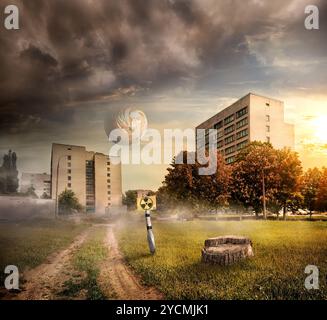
left=117, top=219, right=327, bottom=300
left=0, top=219, right=89, bottom=284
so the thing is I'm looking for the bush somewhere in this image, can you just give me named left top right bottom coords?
left=58, top=189, right=83, bottom=215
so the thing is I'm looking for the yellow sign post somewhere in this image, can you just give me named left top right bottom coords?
left=137, top=195, right=156, bottom=211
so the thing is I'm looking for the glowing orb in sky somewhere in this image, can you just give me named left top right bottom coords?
left=116, top=108, right=148, bottom=143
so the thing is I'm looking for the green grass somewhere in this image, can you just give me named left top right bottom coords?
left=60, top=226, right=109, bottom=300
left=117, top=219, right=327, bottom=300
left=0, top=219, right=88, bottom=284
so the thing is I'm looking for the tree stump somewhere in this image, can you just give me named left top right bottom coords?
left=201, top=235, right=254, bottom=265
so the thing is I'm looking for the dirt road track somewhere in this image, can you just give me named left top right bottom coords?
left=12, top=229, right=90, bottom=300
left=3, top=224, right=163, bottom=300
left=99, top=225, right=163, bottom=300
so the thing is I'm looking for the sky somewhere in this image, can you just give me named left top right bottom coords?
left=0, top=0, right=327, bottom=192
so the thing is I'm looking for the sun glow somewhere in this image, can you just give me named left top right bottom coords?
left=313, top=115, right=327, bottom=143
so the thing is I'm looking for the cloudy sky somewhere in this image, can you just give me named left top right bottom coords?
left=0, top=0, right=326, bottom=191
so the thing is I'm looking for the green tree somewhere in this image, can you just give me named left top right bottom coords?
left=286, top=192, right=304, bottom=215
left=301, top=167, right=321, bottom=218
left=122, top=190, right=138, bottom=210
left=159, top=152, right=197, bottom=211
left=0, top=150, right=19, bottom=194
left=58, top=189, right=82, bottom=215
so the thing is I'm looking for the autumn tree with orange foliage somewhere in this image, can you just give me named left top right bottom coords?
left=157, top=151, right=232, bottom=213
left=316, top=167, right=327, bottom=213
left=301, top=167, right=322, bottom=218
left=231, top=142, right=302, bottom=219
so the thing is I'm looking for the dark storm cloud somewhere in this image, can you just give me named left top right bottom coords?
left=0, top=0, right=326, bottom=134
left=20, top=44, right=58, bottom=67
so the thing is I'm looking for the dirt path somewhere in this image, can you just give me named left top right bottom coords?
left=4, top=223, right=162, bottom=300
left=12, top=228, right=91, bottom=300
left=98, top=225, right=163, bottom=300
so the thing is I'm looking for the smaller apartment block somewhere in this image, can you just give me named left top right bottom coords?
left=51, top=143, right=122, bottom=214
left=20, top=173, right=51, bottom=198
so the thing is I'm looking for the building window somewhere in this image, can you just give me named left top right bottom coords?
left=107, top=179, right=110, bottom=183
left=266, top=125, right=270, bottom=132
left=67, top=147, right=72, bottom=151
left=67, top=169, right=71, bottom=174
left=266, top=137, right=270, bottom=143
left=67, top=162, right=71, bottom=167
left=224, top=135, right=234, bottom=145
left=67, top=183, right=71, bottom=188
left=266, top=115, right=270, bottom=122
left=217, top=130, right=224, bottom=138
left=266, top=102, right=270, bottom=106
left=214, top=121, right=223, bottom=130
left=67, top=155, right=71, bottom=160
left=236, top=117, right=248, bottom=129
left=107, top=161, right=110, bottom=165
left=85, top=160, right=95, bottom=212
left=108, top=191, right=111, bottom=195
left=236, top=129, right=248, bottom=140
left=237, top=140, right=248, bottom=150
left=224, top=124, right=234, bottom=135
left=107, top=173, right=110, bottom=177
left=68, top=176, right=71, bottom=181
left=225, top=145, right=235, bottom=155
left=107, top=167, right=110, bottom=171
left=217, top=140, right=224, bottom=149
left=108, top=203, right=111, bottom=206
left=226, top=156, right=235, bottom=164
left=224, top=114, right=234, bottom=125
left=236, top=107, right=248, bottom=119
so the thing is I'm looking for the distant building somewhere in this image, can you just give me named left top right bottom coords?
left=136, top=190, right=153, bottom=198
left=51, top=143, right=122, bottom=214
left=20, top=173, right=51, bottom=198
left=196, top=93, right=294, bottom=164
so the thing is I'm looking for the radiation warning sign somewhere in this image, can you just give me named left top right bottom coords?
left=137, top=196, right=156, bottom=211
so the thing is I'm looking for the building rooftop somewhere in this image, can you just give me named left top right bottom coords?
left=196, top=92, right=283, bottom=129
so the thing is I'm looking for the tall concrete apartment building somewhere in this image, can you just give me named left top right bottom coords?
left=51, top=143, right=122, bottom=214
left=196, top=93, right=294, bottom=164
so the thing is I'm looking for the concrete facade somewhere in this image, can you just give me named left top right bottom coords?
left=196, top=93, right=294, bottom=164
left=51, top=143, right=122, bottom=214
left=20, top=172, right=51, bottom=198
